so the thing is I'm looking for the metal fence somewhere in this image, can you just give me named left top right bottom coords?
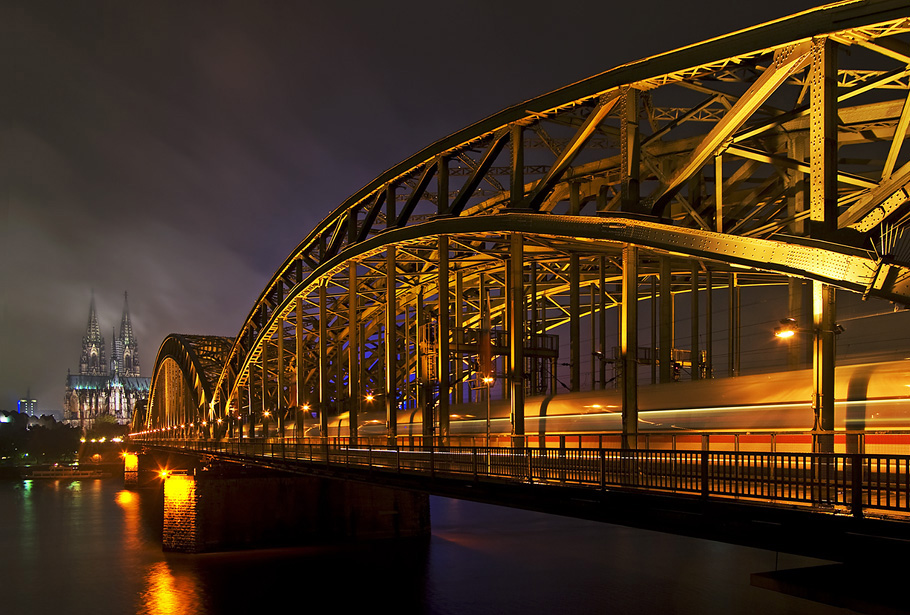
left=140, top=437, right=910, bottom=518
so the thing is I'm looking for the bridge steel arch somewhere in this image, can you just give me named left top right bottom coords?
left=137, top=334, right=234, bottom=438
left=146, top=2, right=910, bottom=450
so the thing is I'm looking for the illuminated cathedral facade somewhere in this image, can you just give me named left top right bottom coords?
left=64, top=293, right=151, bottom=430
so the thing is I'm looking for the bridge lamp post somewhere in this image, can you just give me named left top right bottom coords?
left=263, top=410, right=271, bottom=440
left=301, top=404, right=310, bottom=438
left=773, top=316, right=844, bottom=454
left=482, top=376, right=494, bottom=447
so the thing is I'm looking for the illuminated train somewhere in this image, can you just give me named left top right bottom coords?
left=308, top=360, right=910, bottom=439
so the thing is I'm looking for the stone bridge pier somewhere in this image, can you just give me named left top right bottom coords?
left=132, top=450, right=430, bottom=553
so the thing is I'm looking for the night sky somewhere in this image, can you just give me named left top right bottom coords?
left=1, top=0, right=824, bottom=416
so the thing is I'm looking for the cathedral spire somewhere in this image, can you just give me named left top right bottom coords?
left=80, top=292, right=106, bottom=375
left=118, top=291, right=140, bottom=377
left=120, top=292, right=135, bottom=346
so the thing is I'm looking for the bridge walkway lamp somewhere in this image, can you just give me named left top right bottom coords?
left=773, top=316, right=844, bottom=455
left=482, top=376, right=494, bottom=448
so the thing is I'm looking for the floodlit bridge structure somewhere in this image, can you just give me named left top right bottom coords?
left=131, top=1, right=910, bottom=563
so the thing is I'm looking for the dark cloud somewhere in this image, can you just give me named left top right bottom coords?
left=0, top=0, right=823, bottom=415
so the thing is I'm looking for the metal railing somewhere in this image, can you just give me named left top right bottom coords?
left=137, top=437, right=910, bottom=519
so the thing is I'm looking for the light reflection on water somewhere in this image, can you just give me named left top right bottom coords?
left=138, top=562, right=203, bottom=615
left=0, top=479, right=857, bottom=614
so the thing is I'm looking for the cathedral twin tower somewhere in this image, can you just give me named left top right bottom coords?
left=79, top=292, right=141, bottom=378
left=64, top=293, right=151, bottom=429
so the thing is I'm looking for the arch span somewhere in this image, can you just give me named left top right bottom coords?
left=139, top=2, right=910, bottom=447
left=137, top=334, right=233, bottom=437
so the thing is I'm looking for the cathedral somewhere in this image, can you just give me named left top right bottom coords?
left=64, top=293, right=151, bottom=430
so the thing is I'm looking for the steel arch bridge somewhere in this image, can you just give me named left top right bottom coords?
left=136, top=1, right=910, bottom=450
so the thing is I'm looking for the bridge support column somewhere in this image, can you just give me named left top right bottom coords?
left=295, top=297, right=305, bottom=436
left=729, top=273, right=740, bottom=377
left=123, top=452, right=139, bottom=487
left=349, top=263, right=359, bottom=445
left=570, top=253, right=580, bottom=391
left=509, top=233, right=525, bottom=446
left=160, top=469, right=430, bottom=553
left=438, top=236, right=450, bottom=445
left=621, top=245, right=638, bottom=449
left=319, top=282, right=330, bottom=438
left=690, top=262, right=700, bottom=380
left=813, top=282, right=836, bottom=454
left=659, top=256, right=673, bottom=383
left=262, top=329, right=270, bottom=439
left=277, top=318, right=286, bottom=438
left=385, top=248, right=398, bottom=446
left=705, top=270, right=713, bottom=378
left=417, top=286, right=431, bottom=447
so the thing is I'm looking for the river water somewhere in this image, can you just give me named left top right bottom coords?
left=0, top=478, right=856, bottom=614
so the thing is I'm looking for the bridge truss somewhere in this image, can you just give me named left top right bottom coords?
left=136, top=1, right=910, bottom=451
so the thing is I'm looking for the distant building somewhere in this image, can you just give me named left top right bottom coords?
left=64, top=293, right=151, bottom=430
left=17, top=390, right=37, bottom=415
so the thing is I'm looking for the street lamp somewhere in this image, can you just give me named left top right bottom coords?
left=482, top=376, right=494, bottom=447
left=773, top=318, right=799, bottom=339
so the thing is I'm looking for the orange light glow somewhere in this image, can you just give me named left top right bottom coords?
left=163, top=474, right=194, bottom=504
left=140, top=561, right=201, bottom=615
left=123, top=453, right=139, bottom=474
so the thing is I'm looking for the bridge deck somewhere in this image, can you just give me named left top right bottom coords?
left=140, top=437, right=910, bottom=562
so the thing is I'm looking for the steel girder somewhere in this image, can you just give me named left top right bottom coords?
left=139, top=334, right=233, bottom=434
left=143, top=2, right=910, bottom=433
left=210, top=212, right=910, bottom=419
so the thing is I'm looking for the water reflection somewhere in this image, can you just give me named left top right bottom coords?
left=0, top=480, right=857, bottom=615
left=138, top=561, right=202, bottom=615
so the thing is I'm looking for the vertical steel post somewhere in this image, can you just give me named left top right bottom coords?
left=590, top=286, right=596, bottom=390
left=650, top=275, right=657, bottom=384
left=455, top=270, right=464, bottom=406
left=621, top=245, right=638, bottom=449
left=385, top=248, right=398, bottom=445
left=438, top=236, right=450, bottom=444
left=509, top=233, right=525, bottom=445
left=437, top=156, right=449, bottom=215
left=660, top=257, right=673, bottom=383
left=417, top=286, right=430, bottom=445
left=277, top=318, right=286, bottom=437
left=809, top=36, right=838, bottom=456
left=599, top=257, right=608, bottom=388
left=570, top=253, right=580, bottom=391
left=386, top=183, right=397, bottom=230
left=705, top=270, right=713, bottom=378
left=814, top=282, right=836, bottom=453
left=318, top=284, right=329, bottom=438
left=690, top=263, right=700, bottom=380
left=530, top=262, right=539, bottom=394
left=261, top=339, right=269, bottom=439
left=621, top=87, right=640, bottom=211
left=728, top=273, right=738, bottom=377
left=295, top=298, right=305, bottom=431
left=715, top=154, right=724, bottom=232
left=810, top=37, right=838, bottom=240
left=246, top=378, right=253, bottom=439
left=348, top=262, right=359, bottom=445
left=511, top=124, right=524, bottom=207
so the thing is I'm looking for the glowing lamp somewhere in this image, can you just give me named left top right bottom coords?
left=773, top=318, right=799, bottom=339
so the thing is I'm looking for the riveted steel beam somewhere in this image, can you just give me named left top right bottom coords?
left=653, top=42, right=814, bottom=218
left=523, top=92, right=621, bottom=211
